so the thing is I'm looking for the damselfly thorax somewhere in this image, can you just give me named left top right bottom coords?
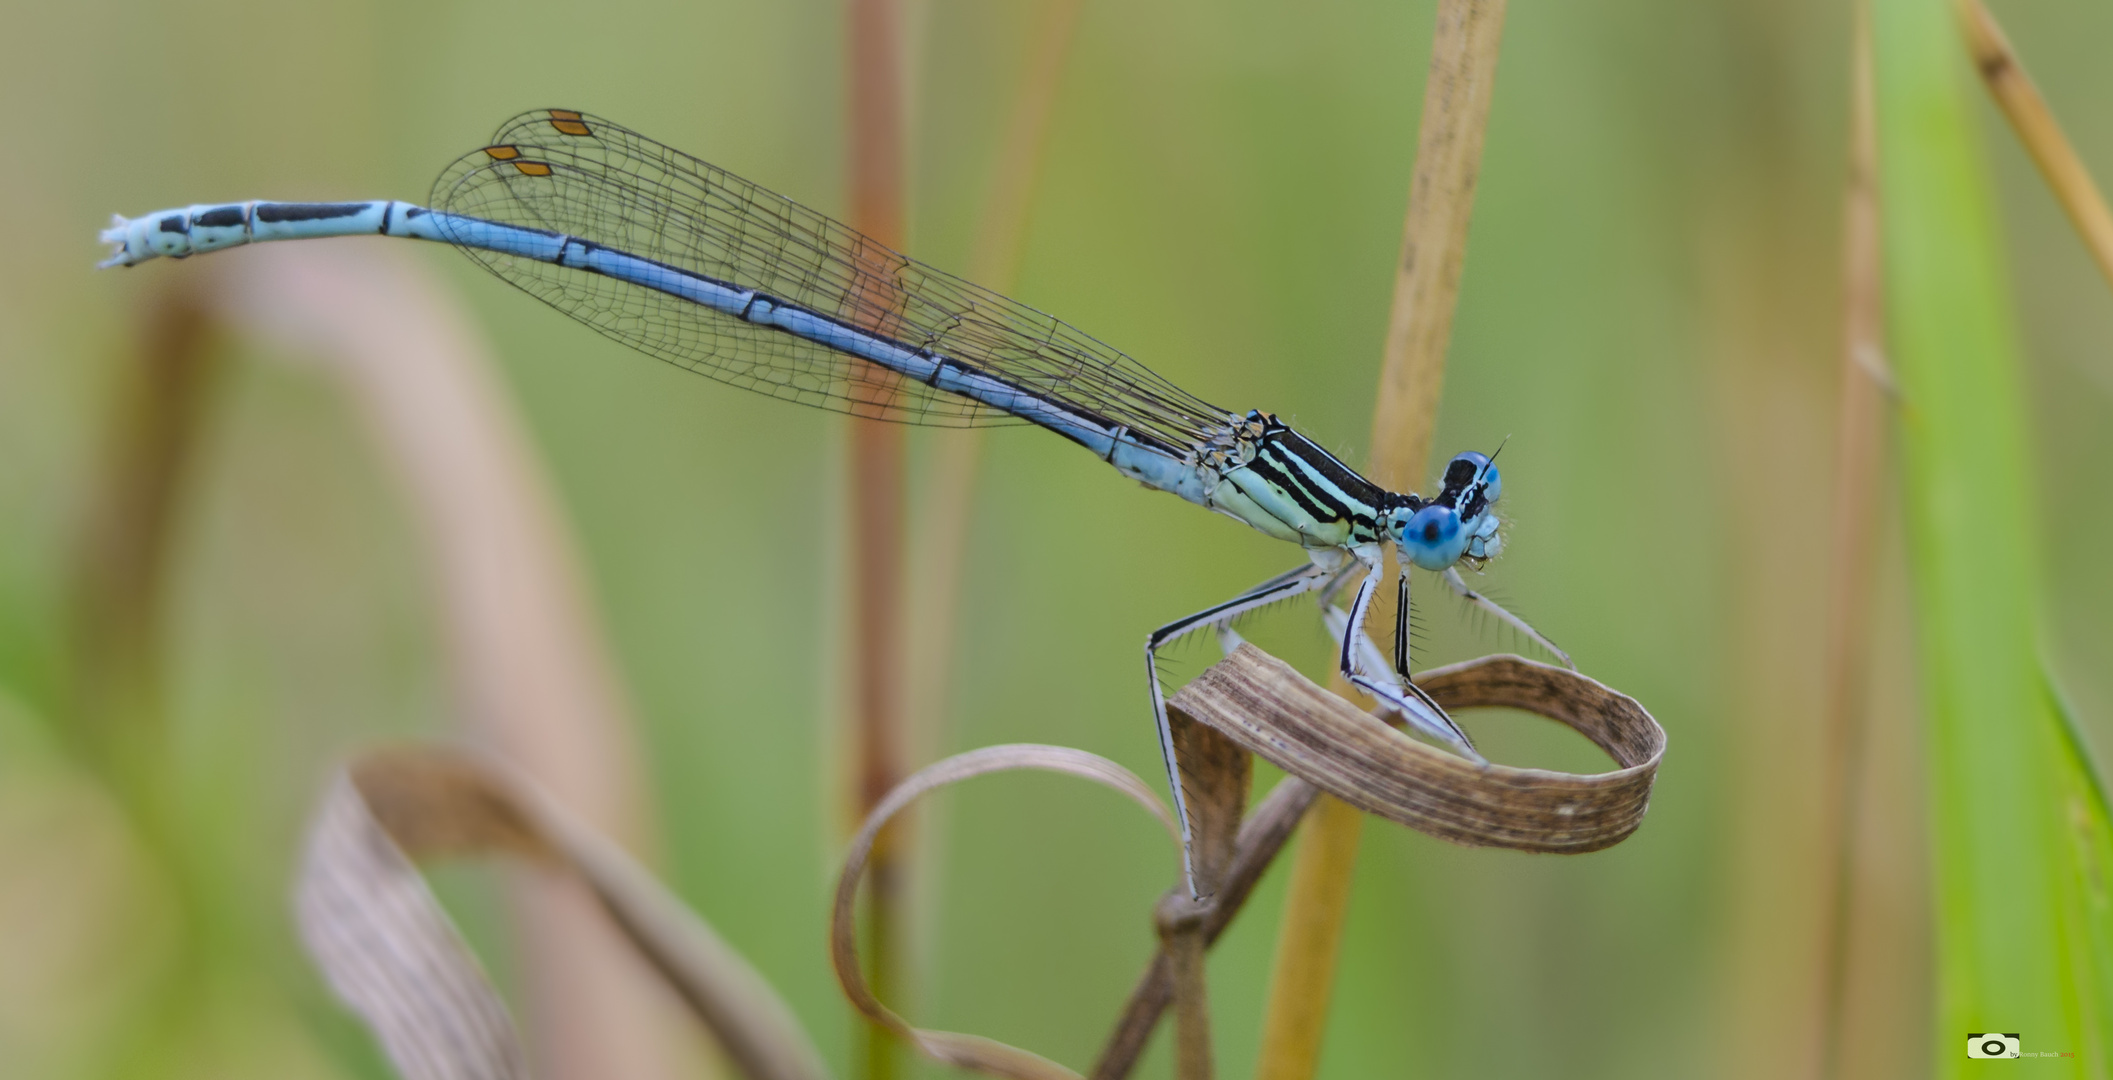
left=1190, top=411, right=1407, bottom=550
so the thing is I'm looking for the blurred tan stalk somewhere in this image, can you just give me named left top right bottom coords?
left=68, top=278, right=219, bottom=800
left=1255, top=2, right=1507, bottom=1077
left=1695, top=2, right=1876, bottom=1074
left=1813, top=9, right=1887, bottom=1078
left=207, top=244, right=691, bottom=1080
left=61, top=278, right=224, bottom=1070
left=905, top=0, right=1084, bottom=784
left=844, top=2, right=913, bottom=1077
left=897, top=2, right=1086, bottom=1058
left=1958, top=0, right=2113, bottom=292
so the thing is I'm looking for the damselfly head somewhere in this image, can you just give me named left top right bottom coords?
left=1394, top=503, right=1469, bottom=570
left=1394, top=450, right=1504, bottom=571
left=1438, top=450, right=1501, bottom=511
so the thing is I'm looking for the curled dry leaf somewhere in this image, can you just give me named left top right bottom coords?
left=297, top=746, right=830, bottom=1080
left=1176, top=646, right=1663, bottom=852
left=1093, top=645, right=1663, bottom=1080
left=830, top=745, right=1180, bottom=1080
left=302, top=766, right=528, bottom=1080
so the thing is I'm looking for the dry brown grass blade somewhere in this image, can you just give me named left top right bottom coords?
left=1958, top=0, right=2113, bottom=290
left=1813, top=8, right=1886, bottom=1079
left=298, top=746, right=831, bottom=1080
left=206, top=243, right=678, bottom=1080
left=1260, top=1, right=1509, bottom=1074
left=830, top=745, right=1179, bottom=1080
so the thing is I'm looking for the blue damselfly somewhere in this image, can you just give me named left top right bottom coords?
left=100, top=109, right=1570, bottom=884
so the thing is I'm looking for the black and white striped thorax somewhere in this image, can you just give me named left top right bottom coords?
left=1203, top=410, right=1421, bottom=548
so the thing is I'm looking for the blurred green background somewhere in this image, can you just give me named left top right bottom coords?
left=3, top=0, right=2110, bottom=1077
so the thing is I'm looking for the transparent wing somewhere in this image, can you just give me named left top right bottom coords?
left=429, top=109, right=1231, bottom=449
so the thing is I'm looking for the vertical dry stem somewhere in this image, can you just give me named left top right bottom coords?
left=1255, top=3, right=1506, bottom=1078
left=1813, top=9, right=1886, bottom=1079
left=1363, top=0, right=1508, bottom=489
left=1089, top=778, right=1321, bottom=1080
left=1957, top=0, right=2113, bottom=291
left=1157, top=894, right=1215, bottom=1080
left=845, top=2, right=911, bottom=1077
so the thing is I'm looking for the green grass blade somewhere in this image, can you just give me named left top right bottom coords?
left=2044, top=671, right=2113, bottom=1065
left=1872, top=0, right=2111, bottom=1069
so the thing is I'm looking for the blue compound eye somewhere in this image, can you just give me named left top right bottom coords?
left=1396, top=504, right=1469, bottom=570
left=1449, top=451, right=1500, bottom=504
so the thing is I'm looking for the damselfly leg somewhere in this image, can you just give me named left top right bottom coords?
left=1394, top=570, right=1412, bottom=678
left=1214, top=557, right=1362, bottom=654
left=1147, top=549, right=1491, bottom=883
left=1331, top=554, right=1477, bottom=755
left=1145, top=558, right=1340, bottom=882
left=1312, top=576, right=1479, bottom=759
left=1441, top=566, right=1573, bottom=669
